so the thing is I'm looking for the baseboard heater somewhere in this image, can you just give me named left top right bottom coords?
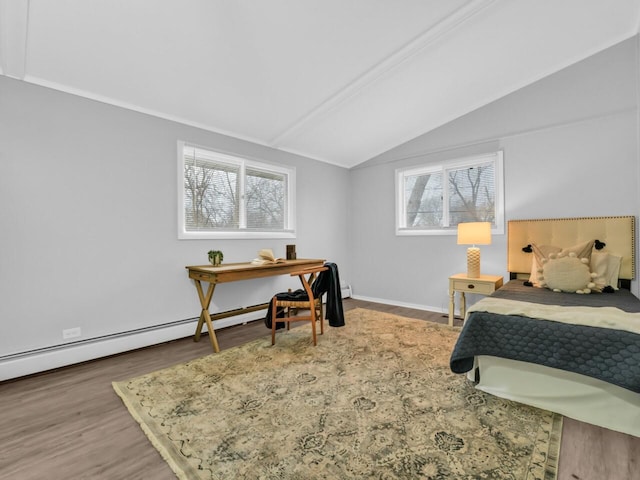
left=0, top=304, right=270, bottom=381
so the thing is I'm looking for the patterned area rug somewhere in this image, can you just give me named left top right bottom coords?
left=113, top=308, right=561, bottom=480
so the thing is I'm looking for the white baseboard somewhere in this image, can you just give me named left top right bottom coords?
left=0, top=310, right=265, bottom=382
left=350, top=294, right=446, bottom=315
left=1, top=297, right=445, bottom=382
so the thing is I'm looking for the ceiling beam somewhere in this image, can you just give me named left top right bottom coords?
left=268, top=0, right=497, bottom=149
left=0, top=0, right=29, bottom=79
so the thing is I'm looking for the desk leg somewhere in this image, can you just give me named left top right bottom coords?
left=193, top=280, right=220, bottom=353
left=448, top=290, right=455, bottom=327
left=460, top=291, right=466, bottom=321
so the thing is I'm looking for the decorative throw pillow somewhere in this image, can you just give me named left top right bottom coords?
left=538, top=252, right=597, bottom=294
left=529, top=240, right=595, bottom=287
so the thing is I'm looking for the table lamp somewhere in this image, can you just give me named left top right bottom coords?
left=457, top=222, right=492, bottom=278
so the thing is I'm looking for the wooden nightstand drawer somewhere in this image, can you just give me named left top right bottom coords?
left=452, top=279, right=496, bottom=295
left=448, top=274, right=503, bottom=326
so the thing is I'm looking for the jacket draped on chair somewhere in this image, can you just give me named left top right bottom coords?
left=264, top=262, right=345, bottom=329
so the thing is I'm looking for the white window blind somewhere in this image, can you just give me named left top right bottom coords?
left=396, top=151, right=504, bottom=236
left=178, top=142, right=295, bottom=239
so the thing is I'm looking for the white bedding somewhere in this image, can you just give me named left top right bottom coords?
left=466, top=297, right=640, bottom=335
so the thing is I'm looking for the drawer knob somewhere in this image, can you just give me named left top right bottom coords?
left=467, top=284, right=475, bottom=289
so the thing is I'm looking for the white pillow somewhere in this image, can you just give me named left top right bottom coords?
left=590, top=251, right=622, bottom=291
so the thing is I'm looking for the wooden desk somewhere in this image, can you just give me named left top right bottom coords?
left=186, top=259, right=325, bottom=352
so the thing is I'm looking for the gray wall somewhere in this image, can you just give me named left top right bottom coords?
left=349, top=36, right=640, bottom=310
left=1, top=36, right=638, bottom=370
left=0, top=77, right=351, bottom=358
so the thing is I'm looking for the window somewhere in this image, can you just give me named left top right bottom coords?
left=395, top=151, right=503, bottom=236
left=178, top=142, right=295, bottom=239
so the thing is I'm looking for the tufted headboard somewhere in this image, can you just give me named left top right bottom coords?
left=508, top=216, right=636, bottom=282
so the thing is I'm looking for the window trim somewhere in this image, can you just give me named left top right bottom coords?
left=395, top=151, right=504, bottom=236
left=177, top=141, right=296, bottom=240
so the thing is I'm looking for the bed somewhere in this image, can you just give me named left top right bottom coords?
left=450, top=216, right=640, bottom=438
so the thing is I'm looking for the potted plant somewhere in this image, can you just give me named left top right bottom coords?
left=208, top=250, right=224, bottom=266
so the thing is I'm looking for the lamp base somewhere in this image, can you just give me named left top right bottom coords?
left=467, top=247, right=481, bottom=278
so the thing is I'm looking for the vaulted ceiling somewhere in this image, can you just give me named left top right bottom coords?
left=1, top=1, right=639, bottom=168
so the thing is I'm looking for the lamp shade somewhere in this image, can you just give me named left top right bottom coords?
left=457, top=222, right=492, bottom=245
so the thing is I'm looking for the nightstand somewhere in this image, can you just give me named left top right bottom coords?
left=448, top=273, right=503, bottom=326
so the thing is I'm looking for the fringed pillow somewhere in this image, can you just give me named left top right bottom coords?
left=538, top=252, right=597, bottom=294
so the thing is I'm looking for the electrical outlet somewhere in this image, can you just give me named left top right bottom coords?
left=62, top=327, right=81, bottom=339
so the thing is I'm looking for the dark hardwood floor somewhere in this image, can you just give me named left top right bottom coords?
left=0, top=299, right=637, bottom=479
